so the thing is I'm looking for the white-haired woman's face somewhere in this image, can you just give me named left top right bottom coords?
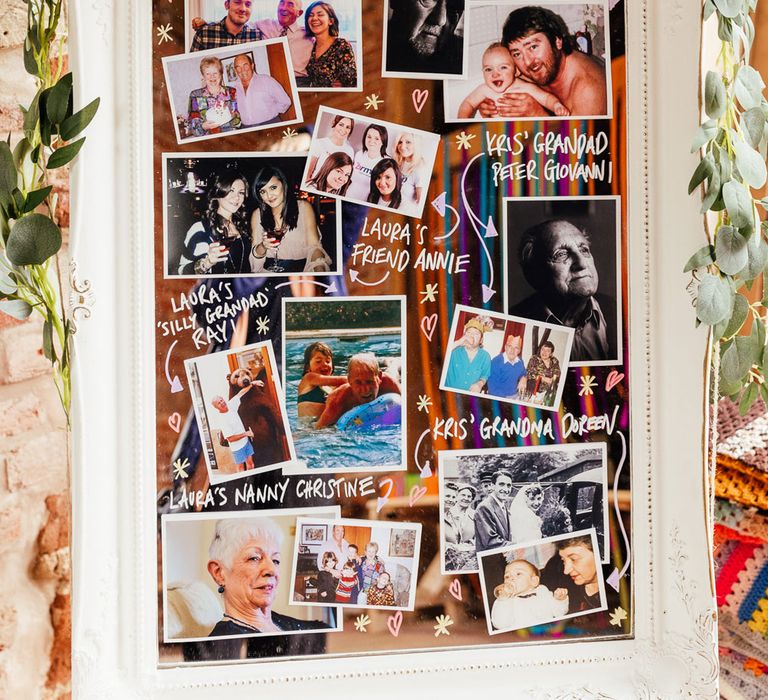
left=222, top=537, right=281, bottom=610
left=202, top=64, right=223, bottom=93
left=457, top=488, right=473, bottom=509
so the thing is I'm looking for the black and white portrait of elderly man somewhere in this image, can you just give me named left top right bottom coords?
left=506, top=198, right=620, bottom=365
left=383, top=0, right=466, bottom=78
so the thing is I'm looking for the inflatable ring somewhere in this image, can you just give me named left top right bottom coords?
left=337, top=393, right=402, bottom=432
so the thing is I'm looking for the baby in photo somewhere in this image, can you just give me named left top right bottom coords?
left=491, top=559, right=569, bottom=631
left=458, top=43, right=569, bottom=119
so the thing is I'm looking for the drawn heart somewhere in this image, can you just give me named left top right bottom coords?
left=409, top=485, right=427, bottom=507
left=412, top=89, right=429, bottom=114
left=448, top=578, right=462, bottom=601
left=168, top=412, right=182, bottom=433
left=387, top=610, right=403, bottom=637
left=420, top=313, right=438, bottom=342
left=605, top=370, right=625, bottom=392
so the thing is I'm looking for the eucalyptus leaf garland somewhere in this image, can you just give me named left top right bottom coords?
left=688, top=0, right=768, bottom=414
left=0, top=0, right=99, bottom=422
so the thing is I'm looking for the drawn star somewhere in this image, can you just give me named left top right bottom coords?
left=156, top=23, right=173, bottom=44
left=609, top=606, right=628, bottom=627
left=578, top=375, right=598, bottom=397
left=364, top=93, right=383, bottom=111
left=455, top=131, right=476, bottom=150
left=173, top=458, right=190, bottom=480
left=433, top=614, right=454, bottom=637
left=416, top=395, right=432, bottom=413
left=420, top=283, right=439, bottom=304
left=282, top=127, right=298, bottom=140
left=354, top=614, right=371, bottom=632
left=255, top=316, right=270, bottom=334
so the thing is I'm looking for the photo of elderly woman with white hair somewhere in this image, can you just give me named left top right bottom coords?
left=162, top=511, right=340, bottom=642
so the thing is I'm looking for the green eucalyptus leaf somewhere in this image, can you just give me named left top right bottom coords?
left=739, top=382, right=760, bottom=414
left=705, top=71, right=727, bottom=119
left=754, top=317, right=766, bottom=354
left=718, top=14, right=734, bottom=41
left=59, top=98, right=99, bottom=141
left=740, top=230, right=768, bottom=279
left=0, top=266, right=15, bottom=296
left=11, top=138, right=29, bottom=170
left=22, top=90, right=40, bottom=140
left=47, top=137, right=85, bottom=170
left=714, top=0, right=741, bottom=17
left=720, top=150, right=733, bottom=184
left=6, top=214, right=62, bottom=265
left=741, top=107, right=765, bottom=148
left=688, top=154, right=715, bottom=194
left=722, top=335, right=756, bottom=383
left=697, top=272, right=733, bottom=325
left=46, top=72, right=72, bottom=126
left=723, top=180, right=753, bottom=227
left=735, top=65, right=765, bottom=110
left=701, top=164, right=722, bottom=213
left=722, top=293, right=750, bottom=338
left=0, top=299, right=32, bottom=320
left=692, top=120, right=719, bottom=151
left=704, top=0, right=717, bottom=17
left=0, top=141, right=16, bottom=199
left=716, top=225, right=749, bottom=274
left=734, top=140, right=767, bottom=188
left=684, top=244, right=716, bottom=272
left=21, top=185, right=52, bottom=214
left=759, top=382, right=768, bottom=406
left=22, top=40, right=36, bottom=76
left=42, top=319, right=54, bottom=362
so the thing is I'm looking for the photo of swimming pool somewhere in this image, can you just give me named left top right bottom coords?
left=284, top=333, right=404, bottom=471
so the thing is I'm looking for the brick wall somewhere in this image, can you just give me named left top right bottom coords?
left=0, top=1, right=71, bottom=698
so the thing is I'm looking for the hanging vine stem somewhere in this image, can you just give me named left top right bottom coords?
left=0, top=0, right=99, bottom=424
left=687, top=0, right=768, bottom=414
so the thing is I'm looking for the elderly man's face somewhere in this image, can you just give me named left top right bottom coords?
left=392, top=0, right=461, bottom=58
left=277, top=0, right=302, bottom=27
left=504, top=336, right=521, bottom=361
left=559, top=543, right=597, bottom=586
left=225, top=0, right=253, bottom=28
left=348, top=364, right=381, bottom=403
left=226, top=540, right=280, bottom=610
left=538, top=221, right=599, bottom=300
left=233, top=55, right=254, bottom=85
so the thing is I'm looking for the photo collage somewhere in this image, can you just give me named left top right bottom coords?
left=153, top=0, right=631, bottom=666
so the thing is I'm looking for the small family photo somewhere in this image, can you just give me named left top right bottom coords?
left=161, top=508, right=342, bottom=642
left=382, top=0, right=468, bottom=79
left=185, top=0, right=364, bottom=91
left=477, top=529, right=607, bottom=634
left=281, top=296, right=406, bottom=473
left=184, top=340, right=296, bottom=484
left=300, top=107, right=440, bottom=219
left=439, top=304, right=574, bottom=411
left=162, top=153, right=342, bottom=278
left=162, top=38, right=301, bottom=144
left=289, top=518, right=422, bottom=611
left=503, top=195, right=622, bottom=366
left=443, top=2, right=612, bottom=122
left=438, top=444, right=609, bottom=574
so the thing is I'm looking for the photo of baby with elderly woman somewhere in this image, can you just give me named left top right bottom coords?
left=440, top=304, right=574, bottom=411
left=289, top=518, right=422, bottom=611
left=162, top=38, right=301, bottom=143
left=301, top=107, right=440, bottom=218
left=281, top=296, right=406, bottom=473
left=162, top=509, right=342, bottom=643
left=438, top=444, right=609, bottom=574
left=477, top=529, right=607, bottom=634
left=185, top=0, right=364, bottom=90
left=163, top=153, right=341, bottom=278
left=184, top=340, right=296, bottom=484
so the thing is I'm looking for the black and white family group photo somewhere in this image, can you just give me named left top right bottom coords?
left=438, top=444, right=608, bottom=574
